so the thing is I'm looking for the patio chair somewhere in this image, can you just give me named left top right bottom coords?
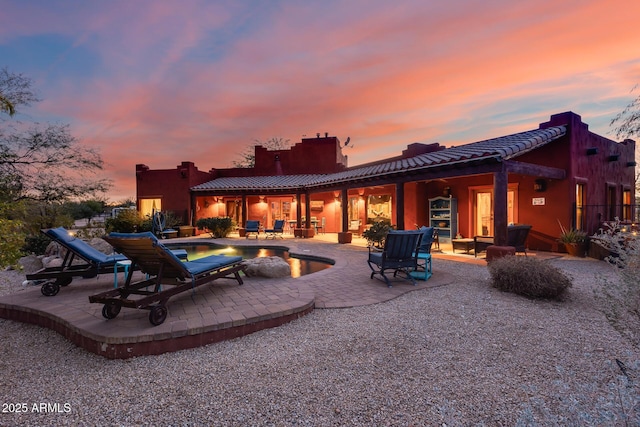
left=245, top=220, right=260, bottom=239
left=410, top=226, right=434, bottom=281
left=315, top=217, right=326, bottom=234
left=90, top=232, right=244, bottom=326
left=474, top=224, right=532, bottom=257
left=25, top=227, right=188, bottom=297
left=265, top=219, right=285, bottom=239
left=367, top=230, right=422, bottom=287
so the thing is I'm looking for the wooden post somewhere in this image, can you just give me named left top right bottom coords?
left=396, top=182, right=405, bottom=230
left=493, top=167, right=508, bottom=246
left=341, top=188, right=349, bottom=232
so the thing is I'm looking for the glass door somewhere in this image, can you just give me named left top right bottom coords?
left=476, top=192, right=493, bottom=236
left=474, top=189, right=516, bottom=236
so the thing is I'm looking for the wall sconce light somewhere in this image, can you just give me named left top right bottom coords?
left=259, top=196, right=265, bottom=203
left=608, top=154, right=620, bottom=162
left=586, top=147, right=598, bottom=155
left=534, top=179, right=547, bottom=192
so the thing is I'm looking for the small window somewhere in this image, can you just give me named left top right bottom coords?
left=622, top=189, right=632, bottom=221
left=575, top=183, right=585, bottom=230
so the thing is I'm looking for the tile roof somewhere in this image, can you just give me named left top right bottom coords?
left=192, top=125, right=566, bottom=193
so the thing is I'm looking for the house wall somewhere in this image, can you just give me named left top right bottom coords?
left=254, top=136, right=348, bottom=175
left=136, top=113, right=635, bottom=252
left=136, top=161, right=211, bottom=224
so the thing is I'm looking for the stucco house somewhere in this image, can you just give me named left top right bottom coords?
left=135, top=111, right=636, bottom=252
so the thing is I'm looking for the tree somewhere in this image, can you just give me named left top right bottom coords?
left=0, top=67, right=111, bottom=267
left=611, top=88, right=640, bottom=219
left=232, top=137, right=291, bottom=168
left=64, top=199, right=106, bottom=223
left=0, top=68, right=111, bottom=204
left=610, top=86, right=640, bottom=141
left=0, top=67, right=38, bottom=116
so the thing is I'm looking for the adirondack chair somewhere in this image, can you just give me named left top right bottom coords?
left=367, top=230, right=422, bottom=287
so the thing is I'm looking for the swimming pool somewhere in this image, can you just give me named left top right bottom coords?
left=164, top=243, right=333, bottom=278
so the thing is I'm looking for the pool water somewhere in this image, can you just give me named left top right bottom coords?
left=165, top=243, right=333, bottom=278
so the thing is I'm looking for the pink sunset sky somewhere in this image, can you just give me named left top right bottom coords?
left=2, top=0, right=640, bottom=202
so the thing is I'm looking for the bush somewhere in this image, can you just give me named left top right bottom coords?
left=23, top=233, right=51, bottom=255
left=0, top=217, right=26, bottom=267
left=488, top=256, right=572, bottom=300
left=105, top=209, right=144, bottom=233
left=591, top=218, right=640, bottom=345
left=362, top=220, right=393, bottom=248
left=196, top=217, right=234, bottom=238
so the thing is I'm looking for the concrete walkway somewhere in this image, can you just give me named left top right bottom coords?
left=0, top=233, right=548, bottom=359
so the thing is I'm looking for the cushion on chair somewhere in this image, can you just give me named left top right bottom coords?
left=417, top=226, right=434, bottom=254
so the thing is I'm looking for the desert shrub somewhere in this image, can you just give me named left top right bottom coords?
left=362, top=220, right=394, bottom=248
left=22, top=232, right=51, bottom=255
left=0, top=216, right=26, bottom=267
left=591, top=218, right=640, bottom=345
left=73, top=226, right=107, bottom=240
left=196, top=217, right=234, bottom=238
left=105, top=208, right=144, bottom=233
left=488, top=255, right=572, bottom=300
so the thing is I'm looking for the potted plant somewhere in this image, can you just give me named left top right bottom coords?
left=558, top=224, right=588, bottom=257
left=362, top=220, right=393, bottom=249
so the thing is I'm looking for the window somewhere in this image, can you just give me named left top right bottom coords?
left=139, top=198, right=161, bottom=218
left=367, top=195, right=392, bottom=224
left=575, top=183, right=585, bottom=230
left=622, top=188, right=632, bottom=221
left=607, top=185, right=617, bottom=221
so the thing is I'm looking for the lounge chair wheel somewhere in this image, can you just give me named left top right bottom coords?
left=149, top=305, right=168, bottom=326
left=41, top=281, right=60, bottom=297
left=56, top=277, right=73, bottom=287
left=102, top=303, right=121, bottom=319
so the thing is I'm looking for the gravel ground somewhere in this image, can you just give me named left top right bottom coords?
left=1, top=258, right=639, bottom=426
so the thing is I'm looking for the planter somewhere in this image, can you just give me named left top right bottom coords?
left=338, top=232, right=352, bottom=244
left=294, top=228, right=303, bottom=237
left=565, top=242, right=587, bottom=257
left=302, top=228, right=315, bottom=238
left=178, top=226, right=195, bottom=237
left=238, top=228, right=246, bottom=237
left=160, top=229, right=178, bottom=239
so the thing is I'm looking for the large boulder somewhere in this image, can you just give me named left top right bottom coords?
left=242, top=256, right=291, bottom=278
left=18, top=255, right=43, bottom=274
left=89, top=237, right=116, bottom=255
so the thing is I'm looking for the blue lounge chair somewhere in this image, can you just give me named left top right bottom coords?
left=89, top=232, right=244, bottom=326
left=245, top=220, right=260, bottom=239
left=264, top=220, right=285, bottom=239
left=367, top=230, right=422, bottom=287
left=26, top=227, right=188, bottom=297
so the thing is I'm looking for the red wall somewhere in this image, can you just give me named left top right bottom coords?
left=136, top=162, right=211, bottom=224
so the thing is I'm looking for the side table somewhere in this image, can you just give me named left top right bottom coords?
left=113, top=260, right=132, bottom=288
left=452, top=238, right=474, bottom=254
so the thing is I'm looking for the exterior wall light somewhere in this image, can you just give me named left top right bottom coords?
left=534, top=179, right=547, bottom=192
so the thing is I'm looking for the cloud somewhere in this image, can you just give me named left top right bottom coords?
left=3, top=0, right=640, bottom=201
